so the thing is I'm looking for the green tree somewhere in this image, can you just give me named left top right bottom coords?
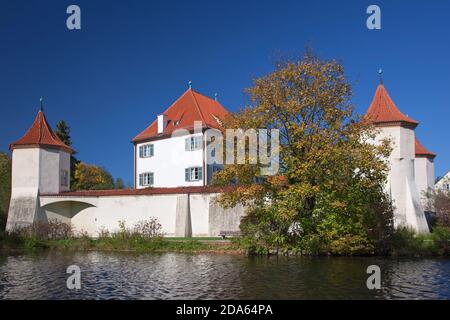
left=72, top=162, right=115, bottom=190
left=0, top=152, right=12, bottom=230
left=55, top=120, right=80, bottom=190
left=213, top=54, right=393, bottom=254
left=115, top=178, right=125, bottom=189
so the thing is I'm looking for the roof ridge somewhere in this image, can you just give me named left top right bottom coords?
left=189, top=89, right=207, bottom=125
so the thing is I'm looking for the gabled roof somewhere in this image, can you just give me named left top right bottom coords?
left=364, top=84, right=419, bottom=128
left=133, top=88, right=228, bottom=143
left=415, top=137, right=436, bottom=159
left=9, top=110, right=73, bottom=153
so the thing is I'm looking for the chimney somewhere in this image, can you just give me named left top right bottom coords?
left=157, top=114, right=167, bottom=134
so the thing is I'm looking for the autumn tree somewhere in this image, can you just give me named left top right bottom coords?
left=55, top=120, right=80, bottom=189
left=213, top=54, right=393, bottom=254
left=0, top=152, right=12, bottom=230
left=72, top=162, right=115, bottom=191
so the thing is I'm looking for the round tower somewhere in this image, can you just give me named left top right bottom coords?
left=365, top=81, right=430, bottom=233
left=6, top=106, right=73, bottom=231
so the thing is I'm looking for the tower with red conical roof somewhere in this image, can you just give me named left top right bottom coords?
left=364, top=81, right=434, bottom=233
left=6, top=106, right=73, bottom=231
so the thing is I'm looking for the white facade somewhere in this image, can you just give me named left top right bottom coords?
left=415, top=156, right=435, bottom=202
left=6, top=147, right=71, bottom=230
left=372, top=125, right=430, bottom=233
left=135, top=132, right=206, bottom=188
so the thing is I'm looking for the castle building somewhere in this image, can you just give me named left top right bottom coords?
left=5, top=91, right=243, bottom=237
left=132, top=87, right=228, bottom=189
left=364, top=81, right=435, bottom=233
left=5, top=80, right=437, bottom=236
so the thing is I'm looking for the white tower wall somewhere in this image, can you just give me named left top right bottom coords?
left=376, top=125, right=429, bottom=233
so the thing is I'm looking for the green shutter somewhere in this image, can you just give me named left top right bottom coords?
left=139, top=146, right=143, bottom=158
left=198, top=167, right=203, bottom=180
left=185, top=168, right=190, bottom=181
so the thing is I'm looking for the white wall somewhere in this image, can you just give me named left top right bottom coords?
left=373, top=126, right=429, bottom=233
left=135, top=132, right=205, bottom=188
left=39, top=193, right=245, bottom=237
left=415, top=157, right=435, bottom=204
left=11, top=148, right=40, bottom=191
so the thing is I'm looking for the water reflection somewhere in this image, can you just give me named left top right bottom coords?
left=0, top=252, right=448, bottom=299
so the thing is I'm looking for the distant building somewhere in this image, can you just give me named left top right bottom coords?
left=435, top=172, right=450, bottom=191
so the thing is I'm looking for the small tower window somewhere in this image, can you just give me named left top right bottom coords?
left=61, top=170, right=69, bottom=187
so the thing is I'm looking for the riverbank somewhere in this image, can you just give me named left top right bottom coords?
left=0, top=234, right=244, bottom=254
left=1, top=226, right=450, bottom=257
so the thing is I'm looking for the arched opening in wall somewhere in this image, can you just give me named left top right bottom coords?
left=39, top=200, right=96, bottom=224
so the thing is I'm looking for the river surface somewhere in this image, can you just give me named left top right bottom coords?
left=0, top=251, right=449, bottom=299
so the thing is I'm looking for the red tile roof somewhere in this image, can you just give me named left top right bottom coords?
left=41, top=185, right=233, bottom=197
left=9, top=110, right=73, bottom=153
left=415, top=137, right=436, bottom=159
left=364, top=84, right=419, bottom=128
left=133, top=89, right=229, bottom=142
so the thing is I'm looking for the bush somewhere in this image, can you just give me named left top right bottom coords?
left=429, top=226, right=450, bottom=255
left=14, top=219, right=73, bottom=241
left=328, top=235, right=375, bottom=256
left=132, top=218, right=163, bottom=239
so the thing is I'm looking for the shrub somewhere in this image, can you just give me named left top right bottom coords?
left=328, top=235, right=375, bottom=256
left=15, top=219, right=73, bottom=240
left=132, top=218, right=164, bottom=239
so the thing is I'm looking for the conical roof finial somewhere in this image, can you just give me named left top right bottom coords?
left=39, top=97, right=44, bottom=112
left=188, top=80, right=192, bottom=90
left=378, top=68, right=383, bottom=84
left=214, top=92, right=218, bottom=101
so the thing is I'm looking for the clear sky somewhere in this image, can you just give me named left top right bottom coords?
left=1, top=0, right=449, bottom=185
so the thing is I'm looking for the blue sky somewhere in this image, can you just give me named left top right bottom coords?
left=1, top=0, right=449, bottom=185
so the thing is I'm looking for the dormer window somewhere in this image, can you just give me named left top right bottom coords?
left=174, top=120, right=180, bottom=126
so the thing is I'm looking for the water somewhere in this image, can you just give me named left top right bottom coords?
left=0, top=251, right=449, bottom=299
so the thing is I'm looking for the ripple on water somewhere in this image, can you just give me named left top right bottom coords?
left=0, top=252, right=449, bottom=300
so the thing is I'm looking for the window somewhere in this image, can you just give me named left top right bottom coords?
left=139, top=172, right=154, bottom=187
left=139, top=144, right=154, bottom=158
left=185, top=136, right=202, bottom=151
left=61, top=170, right=69, bottom=187
left=185, top=167, right=203, bottom=182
